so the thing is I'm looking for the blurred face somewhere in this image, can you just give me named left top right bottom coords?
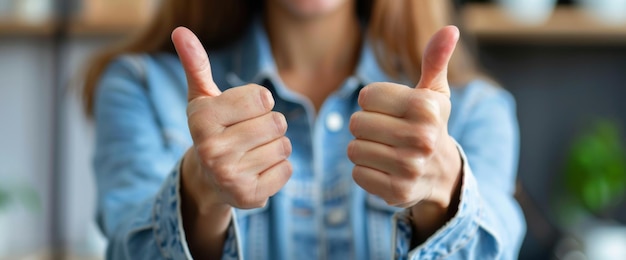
left=269, top=0, right=351, bottom=18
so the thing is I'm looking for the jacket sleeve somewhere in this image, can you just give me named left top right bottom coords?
left=392, top=84, right=526, bottom=260
left=93, top=57, right=243, bottom=259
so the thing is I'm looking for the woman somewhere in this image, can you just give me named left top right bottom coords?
left=84, top=0, right=525, bottom=259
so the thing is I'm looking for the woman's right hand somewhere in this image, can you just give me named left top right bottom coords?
left=172, top=27, right=293, bottom=212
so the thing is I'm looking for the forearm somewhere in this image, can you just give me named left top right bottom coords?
left=181, top=148, right=233, bottom=259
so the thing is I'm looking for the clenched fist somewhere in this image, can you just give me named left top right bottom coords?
left=173, top=27, right=293, bottom=210
left=348, top=26, right=462, bottom=214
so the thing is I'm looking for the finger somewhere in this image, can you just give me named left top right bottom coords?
left=238, top=137, right=292, bottom=176
left=256, top=160, right=293, bottom=200
left=350, top=111, right=433, bottom=148
left=417, top=26, right=459, bottom=97
left=358, top=82, right=412, bottom=117
left=219, top=112, right=287, bottom=152
left=348, top=139, right=423, bottom=176
left=172, top=27, right=221, bottom=100
left=352, top=165, right=394, bottom=203
left=358, top=83, right=441, bottom=122
left=187, top=84, right=275, bottom=127
left=352, top=165, right=424, bottom=208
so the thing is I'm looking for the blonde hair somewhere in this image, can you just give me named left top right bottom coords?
left=82, top=0, right=479, bottom=115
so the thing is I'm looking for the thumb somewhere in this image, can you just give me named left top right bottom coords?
left=172, top=27, right=222, bottom=101
left=416, top=26, right=460, bottom=97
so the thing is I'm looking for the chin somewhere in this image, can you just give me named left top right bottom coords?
left=275, top=0, right=349, bottom=18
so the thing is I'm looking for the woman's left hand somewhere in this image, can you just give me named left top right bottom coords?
left=348, top=26, right=463, bottom=237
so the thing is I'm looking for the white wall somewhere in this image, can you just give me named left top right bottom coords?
left=0, top=34, right=119, bottom=258
left=0, top=36, right=54, bottom=255
left=60, top=37, right=115, bottom=257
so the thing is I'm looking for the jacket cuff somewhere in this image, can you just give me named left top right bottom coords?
left=220, top=209, right=244, bottom=260
left=152, top=160, right=194, bottom=259
left=392, top=139, right=481, bottom=259
left=152, top=159, right=244, bottom=260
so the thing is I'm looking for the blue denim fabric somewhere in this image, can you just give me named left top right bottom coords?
left=93, top=20, right=525, bottom=260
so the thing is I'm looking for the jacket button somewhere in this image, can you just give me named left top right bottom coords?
left=326, top=112, right=343, bottom=132
left=326, top=208, right=347, bottom=226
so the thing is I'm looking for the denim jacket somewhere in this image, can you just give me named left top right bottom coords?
left=93, top=20, right=525, bottom=260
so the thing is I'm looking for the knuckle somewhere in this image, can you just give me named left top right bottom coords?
left=403, top=127, right=424, bottom=148
left=195, top=143, right=220, bottom=162
left=211, top=162, right=236, bottom=183
left=212, top=161, right=230, bottom=175
left=202, top=137, right=228, bottom=156
left=196, top=57, right=212, bottom=77
left=393, top=148, right=425, bottom=178
left=403, top=125, right=437, bottom=155
left=419, top=130, right=438, bottom=155
left=187, top=109, right=212, bottom=130
left=410, top=94, right=441, bottom=123
left=187, top=119, right=206, bottom=141
left=396, top=156, right=418, bottom=176
left=423, top=97, right=442, bottom=117
left=187, top=107, right=223, bottom=140
left=406, top=94, right=426, bottom=114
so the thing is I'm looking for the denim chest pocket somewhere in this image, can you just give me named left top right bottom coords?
left=234, top=201, right=272, bottom=259
left=365, top=194, right=403, bottom=260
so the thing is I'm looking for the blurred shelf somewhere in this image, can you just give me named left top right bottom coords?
left=0, top=250, right=103, bottom=260
left=0, top=19, right=57, bottom=36
left=0, top=18, right=145, bottom=37
left=462, top=4, right=626, bottom=44
left=67, top=19, right=146, bottom=37
left=5, top=4, right=626, bottom=44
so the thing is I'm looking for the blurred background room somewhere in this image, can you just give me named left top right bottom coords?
left=0, top=0, right=625, bottom=259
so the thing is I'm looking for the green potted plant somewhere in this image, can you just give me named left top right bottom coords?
left=564, top=120, right=626, bottom=219
left=0, top=181, right=40, bottom=256
left=554, top=119, right=626, bottom=260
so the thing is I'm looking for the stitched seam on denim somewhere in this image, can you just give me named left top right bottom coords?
left=437, top=209, right=481, bottom=259
left=408, top=142, right=475, bottom=258
left=231, top=209, right=245, bottom=260
left=174, top=163, right=194, bottom=259
left=121, top=223, right=154, bottom=259
left=152, top=176, right=174, bottom=259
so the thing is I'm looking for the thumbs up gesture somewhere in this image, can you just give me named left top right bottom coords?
left=173, top=27, right=293, bottom=209
left=348, top=26, right=462, bottom=210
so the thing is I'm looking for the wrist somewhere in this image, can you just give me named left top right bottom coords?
left=181, top=148, right=231, bottom=216
left=428, top=135, right=462, bottom=208
left=409, top=135, right=462, bottom=244
left=180, top=148, right=232, bottom=259
left=439, top=135, right=462, bottom=207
